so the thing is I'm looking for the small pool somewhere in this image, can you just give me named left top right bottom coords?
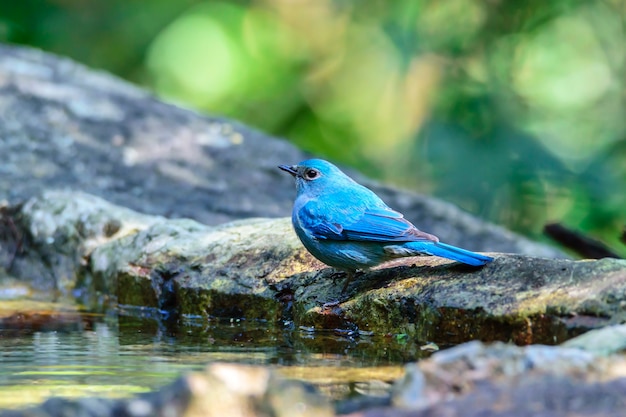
left=0, top=299, right=434, bottom=410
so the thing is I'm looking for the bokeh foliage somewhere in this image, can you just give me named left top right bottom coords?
left=1, top=0, right=624, bottom=254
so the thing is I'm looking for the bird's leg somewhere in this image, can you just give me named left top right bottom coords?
left=328, top=269, right=359, bottom=293
left=322, top=269, right=363, bottom=307
left=328, top=269, right=346, bottom=284
left=321, top=271, right=353, bottom=308
left=341, top=270, right=355, bottom=294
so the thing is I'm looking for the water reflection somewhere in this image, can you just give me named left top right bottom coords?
left=0, top=309, right=428, bottom=409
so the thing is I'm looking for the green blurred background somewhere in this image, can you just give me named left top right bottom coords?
left=1, top=0, right=624, bottom=255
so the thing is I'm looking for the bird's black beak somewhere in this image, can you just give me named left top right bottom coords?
left=278, top=164, right=298, bottom=177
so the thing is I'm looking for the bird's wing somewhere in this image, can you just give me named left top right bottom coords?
left=296, top=202, right=346, bottom=240
left=342, top=208, right=439, bottom=242
left=299, top=203, right=438, bottom=243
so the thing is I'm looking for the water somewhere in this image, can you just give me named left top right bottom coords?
left=0, top=302, right=430, bottom=410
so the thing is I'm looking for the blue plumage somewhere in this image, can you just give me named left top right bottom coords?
left=279, top=159, right=493, bottom=290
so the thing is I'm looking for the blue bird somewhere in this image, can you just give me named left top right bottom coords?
left=279, top=159, right=493, bottom=291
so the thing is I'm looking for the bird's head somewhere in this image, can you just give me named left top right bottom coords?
left=279, top=159, right=352, bottom=195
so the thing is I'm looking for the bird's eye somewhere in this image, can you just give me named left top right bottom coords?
left=304, top=168, right=320, bottom=180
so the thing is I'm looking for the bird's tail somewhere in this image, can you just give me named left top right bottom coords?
left=403, top=241, right=493, bottom=266
left=429, top=242, right=493, bottom=266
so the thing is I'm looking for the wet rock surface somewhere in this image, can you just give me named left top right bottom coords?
left=1, top=191, right=625, bottom=344
left=295, top=255, right=626, bottom=345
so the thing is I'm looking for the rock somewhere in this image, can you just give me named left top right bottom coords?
left=384, top=338, right=626, bottom=417
left=87, top=213, right=314, bottom=319
left=562, top=324, right=626, bottom=356
left=295, top=255, right=626, bottom=344
left=1, top=191, right=625, bottom=343
left=0, top=43, right=562, bottom=258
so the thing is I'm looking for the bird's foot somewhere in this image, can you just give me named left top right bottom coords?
left=340, top=270, right=366, bottom=294
left=327, top=269, right=363, bottom=295
left=329, top=270, right=348, bottom=284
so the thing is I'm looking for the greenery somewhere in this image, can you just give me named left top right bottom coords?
left=2, top=0, right=624, bottom=255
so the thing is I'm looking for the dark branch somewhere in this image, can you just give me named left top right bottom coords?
left=544, top=223, right=622, bottom=259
